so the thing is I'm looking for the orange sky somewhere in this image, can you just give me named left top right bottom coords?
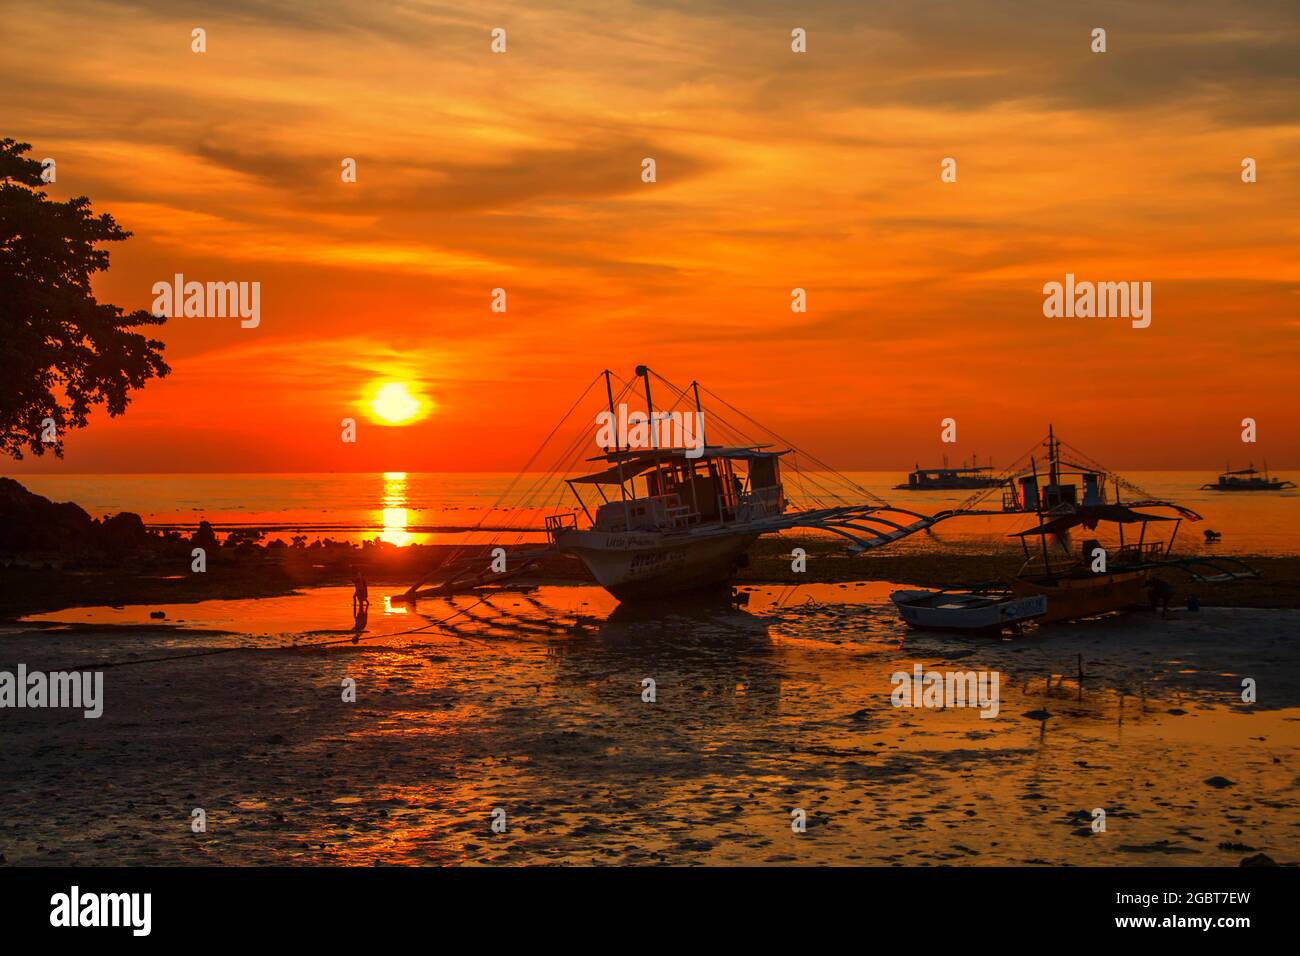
left=4, top=0, right=1299, bottom=473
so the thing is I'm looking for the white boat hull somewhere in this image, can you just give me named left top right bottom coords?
left=890, top=589, right=1047, bottom=632
left=556, top=528, right=759, bottom=601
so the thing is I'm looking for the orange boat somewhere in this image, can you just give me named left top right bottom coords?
left=1011, top=565, right=1154, bottom=624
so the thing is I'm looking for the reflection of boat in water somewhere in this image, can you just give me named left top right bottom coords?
left=411, top=583, right=788, bottom=712
left=894, top=455, right=1005, bottom=491
left=890, top=588, right=1046, bottom=633
left=1200, top=463, right=1295, bottom=492
left=1005, top=428, right=1256, bottom=623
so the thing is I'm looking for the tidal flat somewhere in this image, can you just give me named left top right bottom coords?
left=2, top=583, right=1295, bottom=866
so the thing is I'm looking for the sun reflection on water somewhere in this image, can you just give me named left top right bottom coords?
left=380, top=472, right=413, bottom=545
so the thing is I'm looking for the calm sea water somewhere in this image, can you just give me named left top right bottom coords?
left=11, top=472, right=1300, bottom=555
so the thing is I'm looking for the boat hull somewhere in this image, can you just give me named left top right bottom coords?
left=1011, top=569, right=1150, bottom=623
left=1202, top=484, right=1292, bottom=492
left=893, top=480, right=1003, bottom=491
left=890, top=590, right=1047, bottom=633
left=556, top=529, right=759, bottom=601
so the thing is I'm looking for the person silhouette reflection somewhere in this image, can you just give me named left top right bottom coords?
left=351, top=600, right=368, bottom=641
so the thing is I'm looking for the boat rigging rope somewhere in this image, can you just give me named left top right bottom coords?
left=951, top=435, right=1045, bottom=513
left=416, top=370, right=613, bottom=578
left=1057, top=438, right=1163, bottom=503
left=694, top=381, right=891, bottom=508
left=649, top=370, right=886, bottom=510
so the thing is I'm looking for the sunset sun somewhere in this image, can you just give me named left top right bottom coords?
left=367, top=381, right=430, bottom=425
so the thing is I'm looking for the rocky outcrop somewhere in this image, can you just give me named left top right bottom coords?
left=0, top=476, right=95, bottom=551
left=98, top=511, right=151, bottom=552
left=0, top=477, right=149, bottom=553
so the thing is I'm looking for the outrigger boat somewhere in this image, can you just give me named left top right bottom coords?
left=401, top=366, right=996, bottom=603
left=1004, top=428, right=1256, bottom=623
left=543, top=368, right=988, bottom=600
left=894, top=455, right=1005, bottom=491
left=887, top=426, right=1260, bottom=630
left=1200, top=464, right=1295, bottom=492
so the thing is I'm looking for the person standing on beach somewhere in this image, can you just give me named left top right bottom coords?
left=1147, top=577, right=1173, bottom=618
left=351, top=566, right=369, bottom=613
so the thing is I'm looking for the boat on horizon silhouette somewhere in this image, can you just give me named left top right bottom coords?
left=1200, top=463, right=1295, bottom=492
left=894, top=455, right=1005, bottom=491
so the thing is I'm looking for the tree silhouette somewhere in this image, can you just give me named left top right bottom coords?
left=0, top=138, right=169, bottom=459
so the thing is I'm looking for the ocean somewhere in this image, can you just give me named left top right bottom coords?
left=11, top=471, right=1298, bottom=555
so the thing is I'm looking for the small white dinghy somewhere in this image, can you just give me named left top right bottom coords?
left=890, top=588, right=1047, bottom=634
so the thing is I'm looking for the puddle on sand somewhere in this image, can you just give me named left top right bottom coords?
left=17, top=587, right=426, bottom=638
left=16, top=582, right=903, bottom=642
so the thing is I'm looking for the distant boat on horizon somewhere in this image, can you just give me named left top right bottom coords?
left=1200, top=463, right=1295, bottom=492
left=894, top=454, right=1005, bottom=491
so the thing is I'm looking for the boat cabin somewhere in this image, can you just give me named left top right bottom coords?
left=1012, top=505, right=1181, bottom=579
left=548, top=446, right=788, bottom=539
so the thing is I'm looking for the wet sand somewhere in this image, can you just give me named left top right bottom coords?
left=1, top=584, right=1297, bottom=866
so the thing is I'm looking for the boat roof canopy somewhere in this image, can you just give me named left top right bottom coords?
left=587, top=444, right=784, bottom=462
left=1010, top=504, right=1177, bottom=537
left=571, top=445, right=788, bottom=485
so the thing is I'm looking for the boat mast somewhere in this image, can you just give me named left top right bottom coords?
left=1030, top=453, right=1053, bottom=577
left=636, top=364, right=657, bottom=448
left=603, top=369, right=619, bottom=452
left=688, top=379, right=706, bottom=516
left=604, top=368, right=631, bottom=527
left=1047, top=424, right=1060, bottom=488
left=691, top=379, right=707, bottom=449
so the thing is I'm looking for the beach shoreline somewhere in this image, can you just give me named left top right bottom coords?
left=5, top=475, right=1297, bottom=619
left=5, top=535, right=1299, bottom=621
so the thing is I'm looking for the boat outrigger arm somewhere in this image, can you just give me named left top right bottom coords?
left=394, top=501, right=997, bottom=602
left=725, top=504, right=1001, bottom=553
left=1155, top=555, right=1259, bottom=583
left=397, top=549, right=556, bottom=603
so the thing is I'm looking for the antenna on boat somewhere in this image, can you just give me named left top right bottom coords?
left=602, top=369, right=620, bottom=452
left=636, top=364, right=657, bottom=448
